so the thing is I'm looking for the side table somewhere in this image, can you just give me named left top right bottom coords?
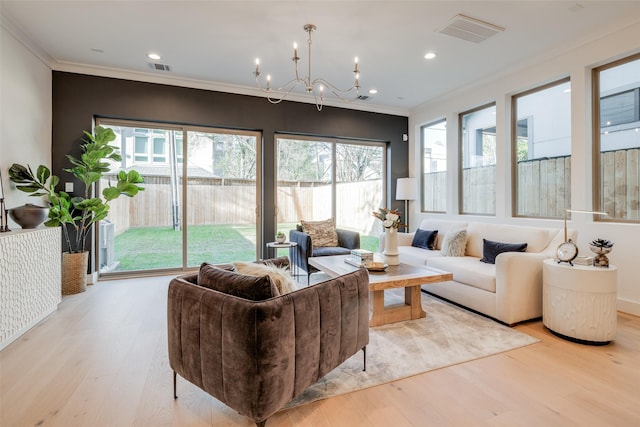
left=266, top=241, right=298, bottom=277
left=542, top=259, right=617, bottom=345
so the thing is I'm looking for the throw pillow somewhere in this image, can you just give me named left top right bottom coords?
left=198, top=263, right=279, bottom=301
left=480, top=239, right=528, bottom=264
left=233, top=261, right=297, bottom=295
left=301, top=218, right=339, bottom=247
left=440, top=228, right=468, bottom=257
left=411, top=229, right=438, bottom=250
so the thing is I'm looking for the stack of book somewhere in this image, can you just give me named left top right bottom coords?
left=573, top=255, right=594, bottom=266
left=345, top=249, right=373, bottom=267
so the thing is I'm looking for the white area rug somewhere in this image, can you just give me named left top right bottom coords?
left=285, top=290, right=539, bottom=408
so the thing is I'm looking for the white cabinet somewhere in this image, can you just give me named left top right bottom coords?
left=0, top=227, right=61, bottom=350
left=543, top=259, right=617, bottom=344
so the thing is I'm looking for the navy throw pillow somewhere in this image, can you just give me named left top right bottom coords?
left=480, top=239, right=527, bottom=264
left=411, top=229, right=439, bottom=250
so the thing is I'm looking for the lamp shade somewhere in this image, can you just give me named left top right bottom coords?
left=396, top=177, right=417, bottom=201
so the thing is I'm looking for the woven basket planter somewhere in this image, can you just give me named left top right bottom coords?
left=62, top=251, right=88, bottom=295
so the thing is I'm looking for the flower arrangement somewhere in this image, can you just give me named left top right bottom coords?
left=372, top=207, right=403, bottom=229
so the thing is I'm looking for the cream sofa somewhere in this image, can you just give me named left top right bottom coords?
left=380, top=219, right=575, bottom=325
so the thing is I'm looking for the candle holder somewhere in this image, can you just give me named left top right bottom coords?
left=589, top=238, right=613, bottom=268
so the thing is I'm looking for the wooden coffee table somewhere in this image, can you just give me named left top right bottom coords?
left=309, top=254, right=453, bottom=327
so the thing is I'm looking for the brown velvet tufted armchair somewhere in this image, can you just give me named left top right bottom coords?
left=167, top=259, right=369, bottom=427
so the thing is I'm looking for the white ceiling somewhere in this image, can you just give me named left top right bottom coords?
left=2, top=1, right=640, bottom=115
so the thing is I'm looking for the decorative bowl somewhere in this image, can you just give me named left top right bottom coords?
left=589, top=244, right=612, bottom=255
left=8, top=203, right=50, bottom=229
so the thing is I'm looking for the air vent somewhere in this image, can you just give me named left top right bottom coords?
left=148, top=62, right=172, bottom=72
left=438, top=14, right=505, bottom=43
left=357, top=95, right=370, bottom=101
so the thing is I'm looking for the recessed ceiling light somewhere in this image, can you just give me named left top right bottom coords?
left=424, top=52, right=436, bottom=60
left=369, top=89, right=378, bottom=95
left=148, top=53, right=161, bottom=60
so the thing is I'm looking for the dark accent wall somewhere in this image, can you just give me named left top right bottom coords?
left=52, top=71, right=408, bottom=271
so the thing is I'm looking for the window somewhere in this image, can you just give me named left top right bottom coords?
left=275, top=135, right=385, bottom=252
left=594, top=53, right=640, bottom=221
left=421, top=119, right=446, bottom=212
left=459, top=104, right=496, bottom=215
left=512, top=78, right=571, bottom=218
left=134, top=136, right=149, bottom=162
left=133, top=128, right=169, bottom=164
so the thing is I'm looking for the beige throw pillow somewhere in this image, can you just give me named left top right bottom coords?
left=301, top=218, right=339, bottom=247
left=440, top=228, right=468, bottom=257
left=233, top=262, right=298, bottom=295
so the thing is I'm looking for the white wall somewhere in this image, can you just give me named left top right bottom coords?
left=409, top=20, right=640, bottom=315
left=0, top=24, right=52, bottom=228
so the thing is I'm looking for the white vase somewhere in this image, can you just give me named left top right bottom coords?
left=383, top=227, right=400, bottom=266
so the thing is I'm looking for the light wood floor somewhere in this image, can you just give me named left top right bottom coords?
left=2, top=275, right=639, bottom=427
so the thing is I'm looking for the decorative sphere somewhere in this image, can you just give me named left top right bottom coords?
left=8, top=203, right=49, bottom=229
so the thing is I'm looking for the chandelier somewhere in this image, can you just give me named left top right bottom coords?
left=253, top=24, right=361, bottom=111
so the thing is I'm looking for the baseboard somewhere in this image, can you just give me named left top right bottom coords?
left=87, top=272, right=98, bottom=285
left=617, top=298, right=640, bottom=317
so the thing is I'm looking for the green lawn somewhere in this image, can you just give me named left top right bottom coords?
left=112, top=225, right=379, bottom=272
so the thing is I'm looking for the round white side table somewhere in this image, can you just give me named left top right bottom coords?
left=266, top=241, right=299, bottom=277
left=542, top=259, right=617, bottom=345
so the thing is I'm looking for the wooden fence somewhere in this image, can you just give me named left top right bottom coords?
left=422, top=171, right=446, bottom=212
left=424, top=155, right=572, bottom=217
left=601, top=147, right=640, bottom=220
left=461, top=165, right=496, bottom=215
left=516, top=155, right=571, bottom=217
left=103, top=177, right=383, bottom=236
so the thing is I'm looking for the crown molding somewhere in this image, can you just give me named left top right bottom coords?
left=1, top=14, right=55, bottom=69
left=53, top=61, right=409, bottom=117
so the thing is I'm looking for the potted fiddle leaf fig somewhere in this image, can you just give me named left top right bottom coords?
left=8, top=125, right=144, bottom=294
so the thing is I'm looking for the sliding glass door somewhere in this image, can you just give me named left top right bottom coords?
left=185, top=130, right=259, bottom=267
left=97, top=120, right=260, bottom=275
left=275, top=135, right=385, bottom=252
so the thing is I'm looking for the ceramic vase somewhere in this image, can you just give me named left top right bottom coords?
left=383, top=227, right=400, bottom=266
